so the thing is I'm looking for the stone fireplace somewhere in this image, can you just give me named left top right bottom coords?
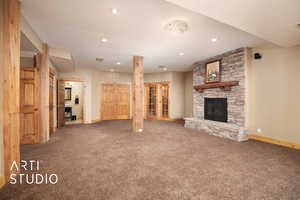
left=185, top=48, right=248, bottom=141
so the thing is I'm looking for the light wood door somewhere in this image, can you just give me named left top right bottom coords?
left=144, top=82, right=169, bottom=119
left=20, top=67, right=39, bottom=144
left=102, top=83, right=130, bottom=120
left=160, top=83, right=169, bottom=118
left=49, top=74, right=54, bottom=133
left=57, top=80, right=65, bottom=127
left=144, top=83, right=157, bottom=119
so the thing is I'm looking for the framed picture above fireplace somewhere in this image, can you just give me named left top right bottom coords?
left=205, top=60, right=221, bottom=83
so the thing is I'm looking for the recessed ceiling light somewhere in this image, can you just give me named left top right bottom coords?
left=101, top=38, right=108, bottom=43
left=111, top=8, right=118, bottom=15
left=179, top=52, right=185, bottom=56
left=211, top=38, right=218, bottom=42
left=116, top=62, right=121, bottom=65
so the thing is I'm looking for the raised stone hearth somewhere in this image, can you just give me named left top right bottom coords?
left=185, top=48, right=248, bottom=142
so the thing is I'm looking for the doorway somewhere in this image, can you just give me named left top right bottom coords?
left=101, top=83, right=130, bottom=120
left=57, top=79, right=86, bottom=127
left=64, top=81, right=84, bottom=125
left=144, top=82, right=170, bottom=120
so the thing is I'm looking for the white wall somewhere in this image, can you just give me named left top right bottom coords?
left=0, top=0, right=4, bottom=177
left=248, top=45, right=300, bottom=144
left=184, top=71, right=193, bottom=117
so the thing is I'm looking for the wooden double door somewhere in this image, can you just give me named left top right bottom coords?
left=144, top=82, right=170, bottom=119
left=101, top=83, right=130, bottom=120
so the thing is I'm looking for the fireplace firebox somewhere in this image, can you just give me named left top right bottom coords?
left=204, top=98, right=228, bottom=122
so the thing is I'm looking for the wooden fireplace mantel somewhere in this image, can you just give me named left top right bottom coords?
left=194, top=81, right=239, bottom=92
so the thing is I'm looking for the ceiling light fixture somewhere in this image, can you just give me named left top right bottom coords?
left=211, top=37, right=218, bottom=42
left=111, top=8, right=118, bottom=15
left=179, top=52, right=185, bottom=56
left=116, top=62, right=121, bottom=65
left=101, top=38, right=108, bottom=43
left=164, top=20, right=188, bottom=34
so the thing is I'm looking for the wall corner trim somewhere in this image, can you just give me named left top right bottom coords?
left=249, top=134, right=300, bottom=150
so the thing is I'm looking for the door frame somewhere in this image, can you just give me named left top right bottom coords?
left=144, top=81, right=171, bottom=120
left=57, top=78, right=87, bottom=125
left=49, top=68, right=56, bottom=133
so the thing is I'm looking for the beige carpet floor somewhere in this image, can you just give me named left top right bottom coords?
left=0, top=120, right=299, bottom=200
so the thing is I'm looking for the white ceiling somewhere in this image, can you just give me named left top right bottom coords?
left=165, top=0, right=300, bottom=47
left=21, top=0, right=268, bottom=73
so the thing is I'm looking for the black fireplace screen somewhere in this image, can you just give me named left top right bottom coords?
left=204, top=98, right=228, bottom=122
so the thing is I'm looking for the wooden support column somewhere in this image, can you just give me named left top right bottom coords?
left=2, top=0, right=21, bottom=181
left=36, top=44, right=50, bottom=143
left=132, top=56, right=144, bottom=132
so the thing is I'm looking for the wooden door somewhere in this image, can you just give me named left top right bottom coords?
left=160, top=83, right=169, bottom=118
left=144, top=83, right=157, bottom=119
left=57, top=80, right=65, bottom=127
left=49, top=74, right=54, bottom=133
left=144, top=82, right=169, bottom=119
left=102, top=83, right=130, bottom=120
left=20, top=67, right=39, bottom=144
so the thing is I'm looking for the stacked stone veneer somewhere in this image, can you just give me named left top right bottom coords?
left=185, top=48, right=248, bottom=141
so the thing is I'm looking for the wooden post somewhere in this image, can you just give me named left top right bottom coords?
left=36, top=44, right=50, bottom=143
left=2, top=0, right=21, bottom=181
left=132, top=56, right=144, bottom=132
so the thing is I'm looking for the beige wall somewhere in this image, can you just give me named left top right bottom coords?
left=21, top=16, right=43, bottom=52
left=20, top=57, right=34, bottom=67
left=0, top=0, right=4, bottom=176
left=60, top=69, right=188, bottom=121
left=65, top=82, right=84, bottom=119
left=171, top=72, right=185, bottom=118
left=59, top=67, right=132, bottom=122
left=184, top=71, right=193, bottom=117
left=248, top=45, right=300, bottom=144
